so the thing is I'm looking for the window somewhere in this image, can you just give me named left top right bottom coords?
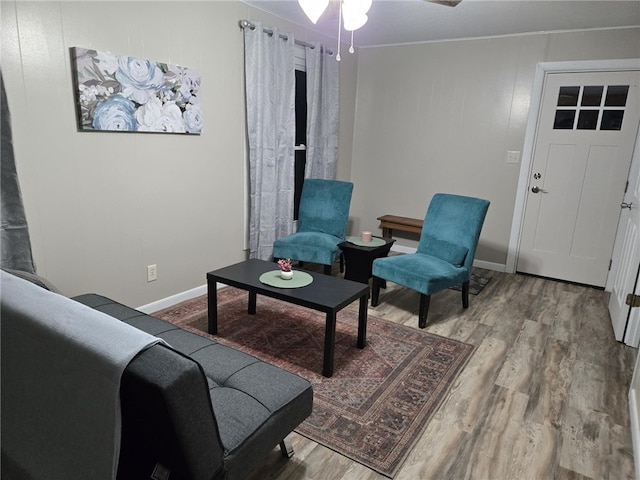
left=553, top=84, right=629, bottom=131
left=294, top=61, right=307, bottom=220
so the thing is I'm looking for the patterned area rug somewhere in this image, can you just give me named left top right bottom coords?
left=155, top=287, right=475, bottom=478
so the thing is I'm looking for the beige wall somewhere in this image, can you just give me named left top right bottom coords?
left=349, top=27, right=640, bottom=266
left=1, top=1, right=358, bottom=306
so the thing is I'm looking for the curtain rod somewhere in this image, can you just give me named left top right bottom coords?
left=239, top=20, right=334, bottom=56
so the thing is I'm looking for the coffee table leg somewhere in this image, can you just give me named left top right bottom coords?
left=248, top=290, right=257, bottom=314
left=357, top=294, right=368, bottom=349
left=208, top=279, right=218, bottom=334
left=323, top=312, right=337, bottom=377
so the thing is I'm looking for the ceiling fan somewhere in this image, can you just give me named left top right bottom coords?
left=298, top=0, right=462, bottom=60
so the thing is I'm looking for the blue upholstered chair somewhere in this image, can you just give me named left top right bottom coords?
left=273, top=179, right=354, bottom=275
left=371, top=193, right=490, bottom=328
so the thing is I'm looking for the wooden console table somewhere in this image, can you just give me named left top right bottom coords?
left=377, top=215, right=423, bottom=238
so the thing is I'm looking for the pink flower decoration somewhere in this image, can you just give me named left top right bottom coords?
left=277, top=258, right=292, bottom=272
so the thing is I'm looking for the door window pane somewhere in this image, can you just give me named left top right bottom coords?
left=554, top=110, right=575, bottom=129
left=577, top=110, right=599, bottom=130
left=601, top=110, right=624, bottom=131
left=557, top=86, right=579, bottom=106
left=581, top=86, right=603, bottom=106
left=605, top=85, right=629, bottom=107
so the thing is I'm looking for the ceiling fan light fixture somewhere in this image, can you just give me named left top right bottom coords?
left=344, top=0, right=372, bottom=14
left=342, top=0, right=371, bottom=31
left=298, top=0, right=329, bottom=24
left=343, top=11, right=368, bottom=31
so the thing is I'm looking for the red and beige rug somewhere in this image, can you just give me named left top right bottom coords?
left=155, top=287, right=474, bottom=478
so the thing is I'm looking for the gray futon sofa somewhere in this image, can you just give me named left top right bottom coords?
left=1, top=271, right=313, bottom=480
left=75, top=293, right=313, bottom=480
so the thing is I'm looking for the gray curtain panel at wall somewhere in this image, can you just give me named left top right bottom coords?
left=1, top=71, right=36, bottom=274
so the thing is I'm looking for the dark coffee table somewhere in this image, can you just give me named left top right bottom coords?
left=338, top=236, right=396, bottom=284
left=207, top=259, right=369, bottom=378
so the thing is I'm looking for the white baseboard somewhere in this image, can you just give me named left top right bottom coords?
left=630, top=387, right=640, bottom=480
left=474, top=259, right=506, bottom=272
left=389, top=245, right=506, bottom=273
left=137, top=284, right=209, bottom=314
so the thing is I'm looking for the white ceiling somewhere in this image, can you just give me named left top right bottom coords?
left=241, top=0, right=640, bottom=47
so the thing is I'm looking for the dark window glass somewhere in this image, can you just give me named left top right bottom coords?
left=577, top=110, right=599, bottom=130
left=557, top=86, right=579, bottom=106
left=601, top=110, right=624, bottom=131
left=294, top=70, right=307, bottom=146
left=294, top=69, right=307, bottom=220
left=581, top=86, right=603, bottom=106
left=554, top=110, right=575, bottom=129
left=605, top=85, right=629, bottom=107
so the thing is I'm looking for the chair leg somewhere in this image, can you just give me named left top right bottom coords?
left=339, top=253, right=344, bottom=273
left=462, top=281, right=470, bottom=309
left=323, top=264, right=332, bottom=275
left=371, top=276, right=382, bottom=307
left=418, top=294, right=431, bottom=329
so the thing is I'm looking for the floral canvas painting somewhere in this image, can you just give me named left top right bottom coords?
left=72, top=47, right=202, bottom=134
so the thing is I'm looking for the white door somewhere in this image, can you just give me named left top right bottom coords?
left=518, top=71, right=640, bottom=287
left=609, top=133, right=640, bottom=346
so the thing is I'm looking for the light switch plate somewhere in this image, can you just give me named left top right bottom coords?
left=506, top=151, right=521, bottom=164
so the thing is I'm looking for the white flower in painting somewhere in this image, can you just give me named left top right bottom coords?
left=159, top=88, right=177, bottom=104
left=95, top=51, right=118, bottom=76
left=183, top=104, right=202, bottom=133
left=136, top=98, right=186, bottom=133
left=78, top=83, right=114, bottom=106
left=116, top=56, right=165, bottom=104
left=165, top=65, right=201, bottom=107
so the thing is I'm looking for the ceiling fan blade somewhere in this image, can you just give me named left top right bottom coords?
left=427, top=0, right=462, bottom=7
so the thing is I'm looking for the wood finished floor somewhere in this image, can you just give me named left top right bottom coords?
left=245, top=267, right=637, bottom=480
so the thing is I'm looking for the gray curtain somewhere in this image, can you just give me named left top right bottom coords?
left=244, top=23, right=296, bottom=260
left=1, top=72, right=35, bottom=274
left=305, top=43, right=340, bottom=180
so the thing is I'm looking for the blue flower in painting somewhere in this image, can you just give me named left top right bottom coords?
left=92, top=94, right=137, bottom=131
left=116, top=56, right=165, bottom=104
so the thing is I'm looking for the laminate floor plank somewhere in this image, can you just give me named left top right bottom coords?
left=523, top=337, right=576, bottom=427
left=494, top=319, right=549, bottom=393
left=461, top=385, right=528, bottom=480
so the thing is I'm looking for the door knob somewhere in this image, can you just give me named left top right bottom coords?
left=531, top=186, right=548, bottom=194
left=621, top=202, right=633, bottom=209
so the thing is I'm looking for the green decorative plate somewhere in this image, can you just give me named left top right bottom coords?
left=259, top=270, right=314, bottom=288
left=346, top=236, right=386, bottom=247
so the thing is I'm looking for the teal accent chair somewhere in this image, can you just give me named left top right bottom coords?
left=273, top=179, right=354, bottom=275
left=371, top=193, right=490, bottom=328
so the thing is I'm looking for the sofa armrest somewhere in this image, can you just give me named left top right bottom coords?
left=119, top=344, right=226, bottom=480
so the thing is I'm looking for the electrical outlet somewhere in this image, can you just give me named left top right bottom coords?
left=147, top=264, right=157, bottom=282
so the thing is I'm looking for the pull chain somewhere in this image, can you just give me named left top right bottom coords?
left=336, top=1, right=342, bottom=61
